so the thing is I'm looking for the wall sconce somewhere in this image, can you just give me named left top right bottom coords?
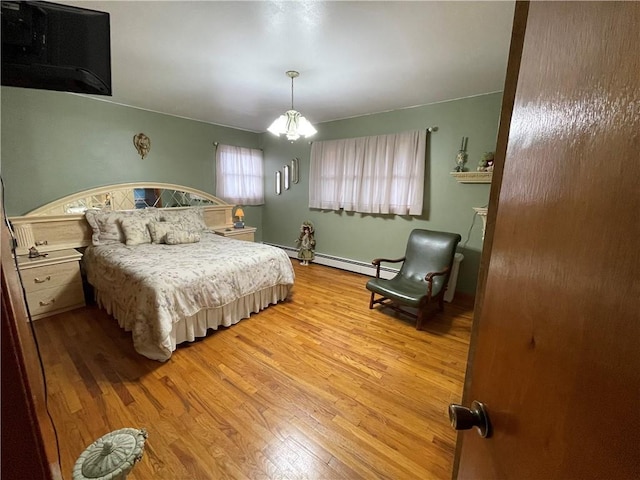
left=283, top=165, right=290, bottom=190
left=291, top=158, right=300, bottom=184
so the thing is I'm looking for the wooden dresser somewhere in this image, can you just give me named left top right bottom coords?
left=17, top=249, right=85, bottom=321
left=214, top=226, right=256, bottom=242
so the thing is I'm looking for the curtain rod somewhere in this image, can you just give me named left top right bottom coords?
left=213, top=142, right=263, bottom=151
left=215, top=127, right=436, bottom=147
left=307, top=126, right=438, bottom=145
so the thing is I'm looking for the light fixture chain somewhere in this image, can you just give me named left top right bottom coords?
left=291, top=75, right=294, bottom=110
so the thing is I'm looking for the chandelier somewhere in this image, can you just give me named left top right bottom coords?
left=267, top=70, right=317, bottom=142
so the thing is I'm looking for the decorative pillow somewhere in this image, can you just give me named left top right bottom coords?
left=85, top=210, right=123, bottom=245
left=165, top=230, right=201, bottom=245
left=159, top=208, right=208, bottom=232
left=148, top=221, right=182, bottom=244
left=85, top=209, right=159, bottom=246
left=119, top=216, right=153, bottom=246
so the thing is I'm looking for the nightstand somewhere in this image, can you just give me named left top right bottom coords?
left=17, top=249, right=86, bottom=321
left=214, top=226, right=257, bottom=242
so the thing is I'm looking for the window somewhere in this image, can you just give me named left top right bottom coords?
left=215, top=144, right=264, bottom=205
left=309, top=130, right=425, bottom=215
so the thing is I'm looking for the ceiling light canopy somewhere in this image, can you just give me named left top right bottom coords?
left=267, top=70, right=316, bottom=142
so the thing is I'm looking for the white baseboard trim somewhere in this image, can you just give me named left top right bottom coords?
left=265, top=243, right=463, bottom=302
left=265, top=243, right=398, bottom=279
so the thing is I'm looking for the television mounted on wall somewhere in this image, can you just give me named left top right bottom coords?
left=1, top=1, right=111, bottom=95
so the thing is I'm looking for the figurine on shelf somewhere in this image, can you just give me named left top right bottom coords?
left=477, top=152, right=495, bottom=172
left=296, top=221, right=316, bottom=266
left=485, top=152, right=495, bottom=172
left=454, top=136, right=468, bottom=172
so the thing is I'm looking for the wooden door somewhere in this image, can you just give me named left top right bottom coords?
left=454, top=2, right=640, bottom=478
left=1, top=188, right=57, bottom=479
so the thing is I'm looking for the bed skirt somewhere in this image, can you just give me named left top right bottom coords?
left=94, top=284, right=291, bottom=360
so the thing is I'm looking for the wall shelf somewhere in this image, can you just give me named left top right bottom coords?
left=473, top=207, right=488, bottom=239
left=450, top=171, right=492, bottom=184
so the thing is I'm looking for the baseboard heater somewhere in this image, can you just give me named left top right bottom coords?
left=264, top=242, right=398, bottom=279
left=264, top=243, right=462, bottom=302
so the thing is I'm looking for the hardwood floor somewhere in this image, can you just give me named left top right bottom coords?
left=34, top=262, right=473, bottom=479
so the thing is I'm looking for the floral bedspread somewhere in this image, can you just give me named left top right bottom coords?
left=83, top=232, right=295, bottom=360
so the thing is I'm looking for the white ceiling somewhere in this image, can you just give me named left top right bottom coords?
left=67, top=1, right=515, bottom=133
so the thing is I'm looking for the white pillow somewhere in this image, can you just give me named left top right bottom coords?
left=159, top=208, right=208, bottom=232
left=119, top=216, right=153, bottom=246
left=148, top=221, right=182, bottom=244
left=165, top=230, right=201, bottom=245
left=85, top=209, right=158, bottom=246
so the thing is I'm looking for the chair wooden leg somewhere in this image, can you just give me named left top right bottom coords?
left=369, top=291, right=375, bottom=309
left=416, top=298, right=429, bottom=330
left=416, top=295, right=433, bottom=330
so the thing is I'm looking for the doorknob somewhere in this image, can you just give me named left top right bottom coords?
left=448, top=400, right=491, bottom=438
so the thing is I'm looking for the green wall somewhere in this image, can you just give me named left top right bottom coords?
left=0, top=87, right=264, bottom=237
left=261, top=92, right=502, bottom=295
left=1, top=86, right=501, bottom=294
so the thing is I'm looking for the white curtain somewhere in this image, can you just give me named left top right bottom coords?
left=309, top=130, right=426, bottom=215
left=215, top=144, right=264, bottom=205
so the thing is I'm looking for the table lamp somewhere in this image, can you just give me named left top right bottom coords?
left=234, top=207, right=245, bottom=228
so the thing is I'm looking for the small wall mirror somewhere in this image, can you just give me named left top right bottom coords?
left=275, top=171, right=281, bottom=195
left=291, top=158, right=300, bottom=184
left=283, top=165, right=290, bottom=190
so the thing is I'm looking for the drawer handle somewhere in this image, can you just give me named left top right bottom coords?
left=34, top=276, right=52, bottom=284
left=39, top=299, right=56, bottom=307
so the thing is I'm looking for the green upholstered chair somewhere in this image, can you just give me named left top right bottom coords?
left=366, top=229, right=462, bottom=330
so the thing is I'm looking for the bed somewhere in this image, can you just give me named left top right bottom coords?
left=9, top=183, right=295, bottom=361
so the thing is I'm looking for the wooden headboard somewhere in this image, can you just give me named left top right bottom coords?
left=8, top=182, right=235, bottom=255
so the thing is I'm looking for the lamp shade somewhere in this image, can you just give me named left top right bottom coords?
left=235, top=207, right=245, bottom=219
left=268, top=110, right=317, bottom=142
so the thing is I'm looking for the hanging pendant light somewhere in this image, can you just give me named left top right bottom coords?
left=267, top=70, right=316, bottom=142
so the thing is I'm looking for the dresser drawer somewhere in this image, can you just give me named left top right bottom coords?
left=21, top=261, right=81, bottom=293
left=17, top=249, right=86, bottom=320
left=26, top=281, right=85, bottom=318
left=213, top=226, right=256, bottom=242
left=225, top=231, right=255, bottom=242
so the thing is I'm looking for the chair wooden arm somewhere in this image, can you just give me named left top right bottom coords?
left=424, top=266, right=451, bottom=297
left=371, top=257, right=405, bottom=278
